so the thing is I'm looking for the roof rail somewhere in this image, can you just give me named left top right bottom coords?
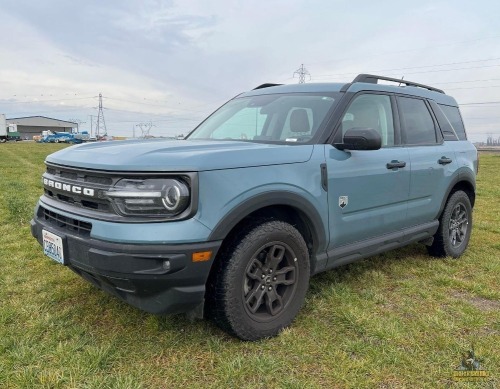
left=353, top=74, right=444, bottom=94
left=253, top=83, right=282, bottom=90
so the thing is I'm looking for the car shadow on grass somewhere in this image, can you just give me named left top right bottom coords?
left=55, top=242, right=445, bottom=343
left=307, top=242, right=431, bottom=297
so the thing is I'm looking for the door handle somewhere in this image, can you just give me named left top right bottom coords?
left=438, top=156, right=453, bottom=165
left=386, top=160, right=406, bottom=169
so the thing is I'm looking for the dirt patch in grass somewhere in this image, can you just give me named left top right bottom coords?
left=451, top=290, right=500, bottom=312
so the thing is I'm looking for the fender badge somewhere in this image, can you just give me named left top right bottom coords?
left=339, top=196, right=348, bottom=209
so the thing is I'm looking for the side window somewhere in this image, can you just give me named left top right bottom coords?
left=438, top=104, right=467, bottom=140
left=398, top=97, right=437, bottom=145
left=342, top=94, right=395, bottom=147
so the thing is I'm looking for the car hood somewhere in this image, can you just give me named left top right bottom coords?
left=46, top=139, right=315, bottom=171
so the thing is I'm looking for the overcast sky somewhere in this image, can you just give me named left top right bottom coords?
left=0, top=0, right=499, bottom=141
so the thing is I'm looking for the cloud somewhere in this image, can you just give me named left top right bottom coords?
left=0, top=0, right=499, bottom=140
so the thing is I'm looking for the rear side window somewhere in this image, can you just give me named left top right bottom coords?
left=398, top=97, right=437, bottom=145
left=438, top=104, right=467, bottom=140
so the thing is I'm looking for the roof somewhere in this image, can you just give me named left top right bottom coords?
left=241, top=83, right=347, bottom=97
left=240, top=75, right=458, bottom=106
left=6, top=116, right=77, bottom=127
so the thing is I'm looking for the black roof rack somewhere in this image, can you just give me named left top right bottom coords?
left=353, top=74, right=444, bottom=94
left=253, top=83, right=282, bottom=90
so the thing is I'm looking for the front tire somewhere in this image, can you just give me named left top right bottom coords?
left=427, top=190, right=472, bottom=258
left=207, top=220, right=310, bottom=341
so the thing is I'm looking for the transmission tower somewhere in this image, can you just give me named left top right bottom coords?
left=95, top=93, right=107, bottom=138
left=136, top=121, right=155, bottom=138
left=293, top=64, right=311, bottom=83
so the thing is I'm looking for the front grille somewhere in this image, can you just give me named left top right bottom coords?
left=85, top=175, right=113, bottom=185
left=43, top=165, right=117, bottom=213
left=45, top=189, right=111, bottom=212
left=61, top=171, right=78, bottom=180
left=41, top=163, right=197, bottom=222
left=40, top=206, right=92, bottom=236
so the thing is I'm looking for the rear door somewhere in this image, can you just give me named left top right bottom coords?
left=396, top=96, right=458, bottom=225
left=326, top=93, right=410, bottom=250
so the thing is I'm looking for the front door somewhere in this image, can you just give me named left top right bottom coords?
left=326, top=93, right=411, bottom=253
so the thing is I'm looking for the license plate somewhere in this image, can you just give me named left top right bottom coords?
left=42, top=229, right=65, bottom=264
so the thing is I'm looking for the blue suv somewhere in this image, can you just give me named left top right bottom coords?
left=31, top=74, right=478, bottom=340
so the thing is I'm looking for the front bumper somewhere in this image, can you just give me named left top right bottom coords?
left=31, top=204, right=222, bottom=315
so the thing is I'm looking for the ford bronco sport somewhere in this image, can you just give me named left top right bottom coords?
left=31, top=74, right=478, bottom=340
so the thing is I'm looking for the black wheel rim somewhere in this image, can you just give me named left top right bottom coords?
left=243, top=241, right=298, bottom=322
left=449, top=202, right=469, bottom=248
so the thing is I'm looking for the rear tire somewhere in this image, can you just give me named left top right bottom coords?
left=427, top=190, right=472, bottom=258
left=207, top=220, right=310, bottom=341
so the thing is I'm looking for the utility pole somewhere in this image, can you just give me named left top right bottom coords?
left=89, top=115, right=94, bottom=137
left=95, top=93, right=107, bottom=138
left=293, top=64, right=311, bottom=84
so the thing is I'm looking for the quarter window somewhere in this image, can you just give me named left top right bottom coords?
left=398, top=97, right=437, bottom=145
left=438, top=104, right=467, bottom=140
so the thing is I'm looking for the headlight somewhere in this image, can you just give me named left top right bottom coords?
left=105, top=178, right=190, bottom=217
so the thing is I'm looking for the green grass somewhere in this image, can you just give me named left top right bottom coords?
left=0, top=143, right=498, bottom=388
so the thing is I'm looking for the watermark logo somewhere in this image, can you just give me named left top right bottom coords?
left=452, top=347, right=489, bottom=382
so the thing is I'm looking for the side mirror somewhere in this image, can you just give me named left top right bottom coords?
left=335, top=127, right=381, bottom=151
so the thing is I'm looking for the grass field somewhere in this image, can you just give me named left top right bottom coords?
left=0, top=143, right=498, bottom=388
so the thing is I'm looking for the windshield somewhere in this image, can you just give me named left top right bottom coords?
left=187, top=93, right=339, bottom=143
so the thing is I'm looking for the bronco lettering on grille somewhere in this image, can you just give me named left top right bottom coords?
left=43, top=178, right=95, bottom=197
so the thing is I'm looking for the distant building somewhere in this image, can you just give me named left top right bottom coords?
left=6, top=116, right=77, bottom=140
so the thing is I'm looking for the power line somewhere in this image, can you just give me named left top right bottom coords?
left=460, top=101, right=500, bottom=106
left=103, top=106, right=204, bottom=120
left=307, top=34, right=500, bottom=67
left=3, top=106, right=95, bottom=116
left=313, top=63, right=500, bottom=80
left=68, top=118, right=86, bottom=132
left=397, top=64, right=500, bottom=76
left=103, top=96, right=218, bottom=114
left=433, top=78, right=500, bottom=85
left=313, top=57, right=500, bottom=79
left=104, top=97, right=170, bottom=108
left=0, top=96, right=97, bottom=104
left=105, top=117, right=200, bottom=124
left=445, top=85, right=500, bottom=91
